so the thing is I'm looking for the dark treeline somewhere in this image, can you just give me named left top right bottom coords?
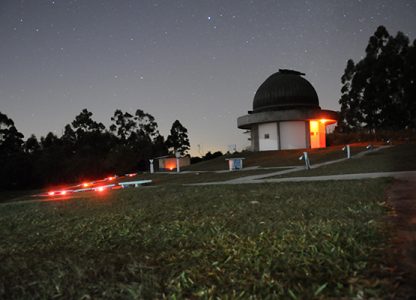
left=190, top=151, right=224, bottom=164
left=338, top=25, right=416, bottom=132
left=0, top=109, right=190, bottom=190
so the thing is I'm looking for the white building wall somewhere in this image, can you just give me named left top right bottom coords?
left=279, top=121, right=307, bottom=149
left=258, top=122, right=278, bottom=151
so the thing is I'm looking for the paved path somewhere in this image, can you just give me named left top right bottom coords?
left=190, top=145, right=394, bottom=186
left=385, top=172, right=416, bottom=296
left=190, top=171, right=416, bottom=186
left=223, top=145, right=391, bottom=184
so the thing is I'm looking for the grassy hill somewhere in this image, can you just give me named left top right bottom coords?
left=0, top=179, right=396, bottom=299
left=1, top=143, right=414, bottom=298
left=185, top=143, right=371, bottom=171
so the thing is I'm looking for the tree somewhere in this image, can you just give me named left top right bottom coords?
left=107, top=108, right=168, bottom=172
left=166, top=120, right=190, bottom=155
left=338, top=26, right=416, bottom=131
left=24, top=134, right=41, bottom=153
left=0, top=112, right=24, bottom=156
left=41, top=132, right=60, bottom=149
left=109, top=109, right=136, bottom=142
left=0, top=112, right=26, bottom=189
left=135, top=109, right=160, bottom=140
left=72, top=109, right=105, bottom=136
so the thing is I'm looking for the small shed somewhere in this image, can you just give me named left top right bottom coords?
left=225, top=158, right=245, bottom=171
left=157, top=156, right=191, bottom=171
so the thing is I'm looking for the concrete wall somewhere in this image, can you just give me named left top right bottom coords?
left=238, top=109, right=338, bottom=129
left=258, top=122, right=279, bottom=151
left=250, top=125, right=259, bottom=151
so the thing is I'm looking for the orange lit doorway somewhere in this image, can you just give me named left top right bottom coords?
left=309, top=120, right=327, bottom=148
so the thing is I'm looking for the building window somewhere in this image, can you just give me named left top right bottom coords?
left=264, top=133, right=270, bottom=139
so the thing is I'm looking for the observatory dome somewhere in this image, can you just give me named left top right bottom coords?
left=253, top=69, right=320, bottom=112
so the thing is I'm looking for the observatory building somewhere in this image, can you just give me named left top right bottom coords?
left=237, top=69, right=338, bottom=151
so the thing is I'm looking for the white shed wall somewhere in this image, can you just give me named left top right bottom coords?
left=279, top=121, right=306, bottom=149
left=258, top=122, right=278, bottom=151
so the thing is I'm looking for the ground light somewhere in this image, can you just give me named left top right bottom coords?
left=149, top=159, right=154, bottom=174
left=342, top=145, right=351, bottom=159
left=40, top=175, right=151, bottom=198
left=299, top=152, right=311, bottom=170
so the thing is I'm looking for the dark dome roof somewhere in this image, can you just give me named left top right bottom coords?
left=253, top=69, right=320, bottom=112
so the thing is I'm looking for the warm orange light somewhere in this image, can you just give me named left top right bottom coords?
left=83, top=182, right=90, bottom=188
left=97, top=186, right=105, bottom=192
left=320, top=119, right=328, bottom=124
left=108, top=176, right=114, bottom=181
left=310, top=120, right=319, bottom=132
left=60, top=191, right=67, bottom=195
left=166, top=162, right=177, bottom=170
left=48, top=191, right=55, bottom=196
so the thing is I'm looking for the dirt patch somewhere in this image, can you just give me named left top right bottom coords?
left=386, top=175, right=416, bottom=298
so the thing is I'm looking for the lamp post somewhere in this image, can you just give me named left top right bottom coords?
left=149, top=159, right=154, bottom=174
left=342, top=145, right=351, bottom=159
left=175, top=151, right=181, bottom=173
left=299, top=152, right=311, bottom=170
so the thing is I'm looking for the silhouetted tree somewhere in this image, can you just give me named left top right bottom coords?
left=61, top=124, right=76, bottom=147
left=107, top=108, right=169, bottom=172
left=72, top=109, right=105, bottom=136
left=110, top=110, right=136, bottom=142
left=41, top=132, right=60, bottom=149
left=166, top=120, right=190, bottom=155
left=203, top=151, right=223, bottom=161
left=24, top=134, right=41, bottom=154
left=0, top=111, right=24, bottom=156
left=339, top=26, right=416, bottom=131
left=130, top=109, right=160, bottom=145
left=0, top=108, right=187, bottom=190
left=0, top=112, right=27, bottom=189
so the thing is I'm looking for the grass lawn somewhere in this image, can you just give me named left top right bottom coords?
left=126, top=168, right=288, bottom=185
left=185, top=144, right=371, bottom=171
left=0, top=169, right=290, bottom=204
left=0, top=189, right=43, bottom=203
left=0, top=179, right=398, bottom=299
left=274, top=143, right=416, bottom=178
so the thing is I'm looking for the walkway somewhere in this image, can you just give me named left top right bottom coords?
left=191, top=145, right=394, bottom=186
left=385, top=172, right=416, bottom=295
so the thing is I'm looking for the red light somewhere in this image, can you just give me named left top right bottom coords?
left=83, top=182, right=90, bottom=188
left=48, top=191, right=55, bottom=196
left=60, top=191, right=67, bottom=195
left=108, top=176, right=115, bottom=181
left=97, top=186, right=105, bottom=192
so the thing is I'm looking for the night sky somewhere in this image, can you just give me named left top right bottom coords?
left=1, top=1, right=415, bottom=156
